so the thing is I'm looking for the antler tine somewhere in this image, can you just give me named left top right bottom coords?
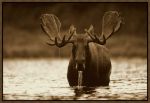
left=46, top=42, right=55, bottom=46
left=85, top=25, right=106, bottom=45
left=68, top=25, right=76, bottom=41
left=54, top=26, right=75, bottom=48
left=85, top=29, right=94, bottom=40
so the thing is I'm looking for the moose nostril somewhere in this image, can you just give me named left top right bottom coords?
left=76, top=58, right=85, bottom=64
left=81, top=59, right=85, bottom=63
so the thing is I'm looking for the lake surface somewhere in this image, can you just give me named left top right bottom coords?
left=3, top=58, right=147, bottom=100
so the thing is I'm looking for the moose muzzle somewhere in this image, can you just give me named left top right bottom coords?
left=75, top=62, right=85, bottom=71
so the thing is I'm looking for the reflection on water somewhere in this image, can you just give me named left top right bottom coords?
left=3, top=58, right=147, bottom=100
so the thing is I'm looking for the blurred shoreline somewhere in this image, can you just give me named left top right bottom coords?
left=3, top=26, right=147, bottom=59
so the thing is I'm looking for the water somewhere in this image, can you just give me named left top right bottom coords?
left=78, top=71, right=83, bottom=89
left=3, top=58, right=147, bottom=100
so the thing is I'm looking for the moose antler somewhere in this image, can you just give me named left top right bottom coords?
left=102, top=11, right=122, bottom=38
left=85, top=11, right=122, bottom=45
left=53, top=25, right=76, bottom=47
left=40, top=14, right=76, bottom=47
left=85, top=25, right=106, bottom=45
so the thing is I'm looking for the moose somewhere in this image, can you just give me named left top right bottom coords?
left=40, top=11, right=122, bottom=87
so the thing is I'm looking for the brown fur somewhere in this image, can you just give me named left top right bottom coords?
left=67, top=42, right=111, bottom=87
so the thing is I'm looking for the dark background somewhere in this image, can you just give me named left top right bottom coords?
left=3, top=2, right=147, bottom=58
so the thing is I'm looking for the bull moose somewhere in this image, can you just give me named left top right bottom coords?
left=40, top=11, right=122, bottom=87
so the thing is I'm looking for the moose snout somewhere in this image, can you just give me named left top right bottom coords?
left=75, top=57, right=85, bottom=65
left=75, top=56, right=85, bottom=71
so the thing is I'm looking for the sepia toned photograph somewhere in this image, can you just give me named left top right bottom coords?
left=2, top=2, right=147, bottom=100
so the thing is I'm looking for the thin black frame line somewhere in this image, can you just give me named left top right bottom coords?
left=1, top=1, right=149, bottom=101
left=147, top=1, right=149, bottom=101
left=1, top=1, right=149, bottom=4
left=2, top=2, right=3, bottom=101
